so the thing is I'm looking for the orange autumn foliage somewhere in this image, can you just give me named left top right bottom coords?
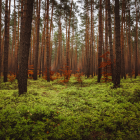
left=8, top=72, right=16, bottom=83
left=75, top=69, right=84, bottom=84
left=59, top=64, right=72, bottom=83
left=42, top=67, right=56, bottom=81
left=99, top=51, right=112, bottom=82
left=28, top=65, right=41, bottom=79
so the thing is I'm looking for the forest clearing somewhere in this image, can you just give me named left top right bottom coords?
left=0, top=75, right=140, bottom=140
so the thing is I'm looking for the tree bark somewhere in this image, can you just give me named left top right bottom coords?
left=108, top=0, right=114, bottom=82
left=3, top=0, right=9, bottom=82
left=46, top=0, right=50, bottom=82
left=98, top=0, right=102, bottom=82
left=120, top=0, right=126, bottom=79
left=18, top=0, right=34, bottom=95
left=33, top=0, right=41, bottom=80
left=66, top=0, right=73, bottom=80
left=128, top=1, right=132, bottom=78
left=0, top=0, right=1, bottom=78
left=135, top=0, right=138, bottom=78
left=17, top=0, right=23, bottom=80
left=114, top=0, right=121, bottom=87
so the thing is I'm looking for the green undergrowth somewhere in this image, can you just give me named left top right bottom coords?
left=0, top=76, right=140, bottom=140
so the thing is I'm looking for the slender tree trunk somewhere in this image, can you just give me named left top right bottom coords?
left=17, top=0, right=23, bottom=80
left=71, top=16, right=74, bottom=74
left=40, top=26, right=45, bottom=77
left=33, top=0, right=41, bottom=80
left=44, top=0, right=47, bottom=71
left=13, top=0, right=17, bottom=75
left=7, top=0, right=10, bottom=74
left=135, top=0, right=138, bottom=78
left=120, top=0, right=126, bottom=79
left=50, top=0, right=54, bottom=73
left=66, top=0, right=73, bottom=80
left=128, top=2, right=132, bottom=78
left=58, top=14, right=62, bottom=75
left=32, top=8, right=36, bottom=68
left=85, top=14, right=88, bottom=78
left=105, top=0, right=108, bottom=82
left=42, top=23, right=45, bottom=77
left=75, top=40, right=77, bottom=74
left=98, top=0, right=102, bottom=82
left=18, top=0, right=34, bottom=95
left=108, top=0, right=114, bottom=82
left=3, top=0, right=9, bottom=82
left=1, top=30, right=5, bottom=76
left=11, top=0, right=16, bottom=74
left=46, top=0, right=50, bottom=82
left=114, top=0, right=121, bottom=87
left=0, top=0, right=1, bottom=78
left=90, top=0, right=93, bottom=77
left=85, top=1, right=90, bottom=78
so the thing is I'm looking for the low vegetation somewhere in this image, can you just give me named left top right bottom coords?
left=0, top=75, right=140, bottom=140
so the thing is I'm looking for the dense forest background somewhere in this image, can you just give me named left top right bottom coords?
left=0, top=0, right=139, bottom=94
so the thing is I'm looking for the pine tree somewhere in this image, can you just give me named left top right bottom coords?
left=0, top=0, right=1, bottom=78
left=46, top=0, right=50, bottom=82
left=98, top=0, right=102, bottom=82
left=18, top=0, right=34, bottom=95
left=108, top=0, right=114, bottom=82
left=114, top=0, right=121, bottom=87
left=3, top=0, right=9, bottom=82
left=33, top=0, right=41, bottom=80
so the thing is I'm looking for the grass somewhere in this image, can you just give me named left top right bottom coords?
left=0, top=75, right=140, bottom=140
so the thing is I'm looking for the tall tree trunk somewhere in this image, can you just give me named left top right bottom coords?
left=128, top=2, right=132, bottom=78
left=50, top=0, right=54, bottom=73
left=3, top=0, right=9, bottom=82
left=58, top=14, right=62, bottom=75
left=105, top=0, right=108, bottom=82
left=85, top=1, right=89, bottom=78
left=1, top=30, right=5, bottom=76
left=7, top=0, right=10, bottom=74
left=13, top=0, right=17, bottom=75
left=44, top=0, right=47, bottom=71
left=46, top=0, right=50, bottom=82
left=33, top=0, right=41, bottom=80
left=90, top=0, right=93, bottom=77
left=75, top=40, right=77, bottom=74
left=135, top=0, right=138, bottom=78
left=17, top=0, right=23, bottom=80
left=108, top=0, right=114, bottom=82
left=98, top=0, right=102, bottom=82
left=66, top=0, right=73, bottom=80
left=71, top=16, right=74, bottom=74
left=0, top=0, right=1, bottom=78
left=87, top=7, right=90, bottom=78
left=114, top=0, right=121, bottom=87
left=32, top=8, right=36, bottom=68
left=90, top=0, right=95, bottom=77
left=42, top=23, right=45, bottom=77
left=18, top=0, right=34, bottom=95
left=120, top=0, right=126, bottom=79
left=11, top=0, right=16, bottom=74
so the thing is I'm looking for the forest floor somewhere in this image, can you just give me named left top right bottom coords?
left=0, top=75, right=140, bottom=140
